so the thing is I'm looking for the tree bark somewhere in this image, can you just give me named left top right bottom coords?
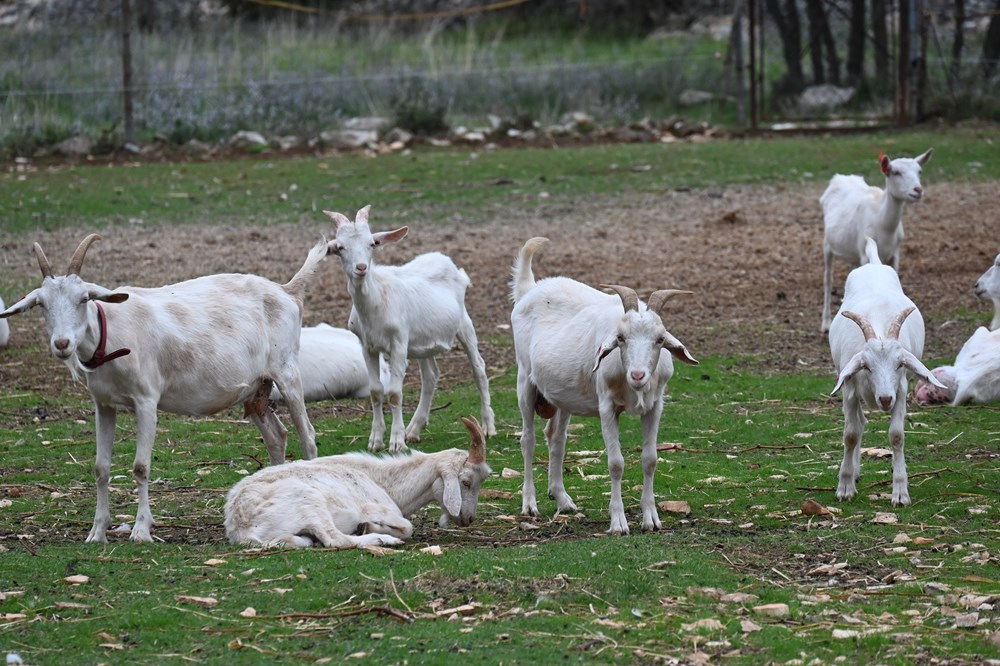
left=872, top=0, right=890, bottom=87
left=764, top=0, right=805, bottom=93
left=846, top=0, right=866, bottom=85
left=983, top=0, right=1000, bottom=80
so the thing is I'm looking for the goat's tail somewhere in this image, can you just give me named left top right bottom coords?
left=862, top=236, right=882, bottom=266
left=509, top=237, right=549, bottom=303
left=283, top=240, right=329, bottom=300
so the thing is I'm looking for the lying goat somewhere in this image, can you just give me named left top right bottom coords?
left=224, top=416, right=490, bottom=549
left=974, top=251, right=1000, bottom=332
left=0, top=234, right=325, bottom=542
left=510, top=237, right=698, bottom=535
left=912, top=326, right=1000, bottom=406
left=828, top=237, right=945, bottom=506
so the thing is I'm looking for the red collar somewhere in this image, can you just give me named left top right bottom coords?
left=82, top=302, right=131, bottom=369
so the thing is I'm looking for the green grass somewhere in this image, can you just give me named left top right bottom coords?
left=1, top=359, right=997, bottom=664
left=2, top=125, right=997, bottom=234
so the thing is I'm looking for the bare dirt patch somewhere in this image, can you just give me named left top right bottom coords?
left=1, top=180, right=994, bottom=395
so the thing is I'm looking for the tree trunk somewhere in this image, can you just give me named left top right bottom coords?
left=819, top=2, right=841, bottom=85
left=983, top=0, right=1000, bottom=80
left=764, top=0, right=805, bottom=93
left=846, top=0, right=866, bottom=85
left=805, top=0, right=826, bottom=83
left=949, top=0, right=964, bottom=87
left=872, top=0, right=890, bottom=87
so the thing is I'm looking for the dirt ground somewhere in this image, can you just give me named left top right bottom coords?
left=0, top=179, right=996, bottom=398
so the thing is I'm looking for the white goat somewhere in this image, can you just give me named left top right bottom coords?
left=0, top=234, right=325, bottom=543
left=820, top=148, right=933, bottom=332
left=974, top=251, right=1000, bottom=332
left=0, top=297, right=8, bottom=347
left=224, top=416, right=490, bottom=549
left=509, top=237, right=698, bottom=535
left=828, top=237, right=945, bottom=507
left=324, top=205, right=496, bottom=452
left=912, top=326, right=1000, bottom=406
left=269, top=323, right=389, bottom=402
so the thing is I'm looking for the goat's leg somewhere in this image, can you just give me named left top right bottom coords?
left=599, top=403, right=628, bottom=535
left=405, top=357, right=438, bottom=443
left=358, top=504, right=414, bottom=540
left=86, top=403, right=117, bottom=543
left=457, top=316, right=497, bottom=436
left=274, top=371, right=317, bottom=460
left=544, top=410, right=577, bottom=513
left=517, top=369, right=540, bottom=517
left=245, top=381, right=289, bottom=465
left=836, top=394, right=866, bottom=501
left=384, top=344, right=409, bottom=452
left=639, top=405, right=664, bottom=532
left=363, top=347, right=388, bottom=451
left=889, top=394, right=910, bottom=506
left=130, top=399, right=158, bottom=542
left=821, top=246, right=834, bottom=333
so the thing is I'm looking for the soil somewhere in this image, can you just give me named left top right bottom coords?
left=1, top=179, right=995, bottom=397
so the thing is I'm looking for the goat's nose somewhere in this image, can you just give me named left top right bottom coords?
left=54, top=338, right=70, bottom=351
left=630, top=370, right=646, bottom=383
left=355, top=262, right=368, bottom=273
left=879, top=396, right=893, bottom=411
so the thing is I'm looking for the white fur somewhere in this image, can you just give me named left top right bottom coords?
left=913, top=327, right=1000, bottom=406
left=820, top=149, right=933, bottom=332
left=269, top=323, right=389, bottom=402
left=828, top=237, right=945, bottom=507
left=974, top=252, right=1000, bottom=332
left=0, top=234, right=326, bottom=543
left=509, top=237, right=698, bottom=535
left=224, top=417, right=491, bottom=549
left=0, top=297, right=8, bottom=347
left=324, top=205, right=496, bottom=452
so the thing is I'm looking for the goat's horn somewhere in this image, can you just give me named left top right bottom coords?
left=841, top=310, right=877, bottom=341
left=33, top=242, right=53, bottom=278
left=886, top=306, right=916, bottom=340
left=462, top=416, right=486, bottom=464
left=600, top=284, right=639, bottom=312
left=66, top=233, right=102, bottom=276
left=646, top=289, right=694, bottom=315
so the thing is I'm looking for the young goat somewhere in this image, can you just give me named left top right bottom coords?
left=828, top=237, right=945, bottom=507
left=974, top=251, right=1000, bottom=332
left=820, top=149, right=933, bottom=332
left=912, top=326, right=1000, bottom=406
left=269, top=323, right=389, bottom=403
left=510, top=237, right=698, bottom=535
left=224, top=416, right=490, bottom=549
left=0, top=234, right=325, bottom=543
left=324, top=205, right=496, bottom=452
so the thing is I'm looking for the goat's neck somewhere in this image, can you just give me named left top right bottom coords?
left=366, top=453, right=440, bottom=515
left=77, top=302, right=104, bottom=363
left=992, top=304, right=1000, bottom=332
left=347, top=271, right=384, bottom=311
left=877, top=185, right=907, bottom=232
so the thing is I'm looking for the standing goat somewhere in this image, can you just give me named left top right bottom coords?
left=510, top=237, right=698, bottom=535
left=912, top=326, right=1000, bottom=406
left=324, top=205, right=496, bottom=452
left=974, top=252, right=1000, bottom=332
left=224, top=416, right=490, bottom=549
left=820, top=148, right=933, bottom=332
left=828, top=237, right=945, bottom=507
left=0, top=234, right=325, bottom=543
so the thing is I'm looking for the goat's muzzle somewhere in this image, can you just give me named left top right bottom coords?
left=878, top=396, right=893, bottom=412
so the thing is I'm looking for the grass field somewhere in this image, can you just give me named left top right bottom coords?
left=1, top=129, right=998, bottom=664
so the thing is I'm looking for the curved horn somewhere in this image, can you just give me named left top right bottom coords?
left=841, top=310, right=877, bottom=342
left=33, top=242, right=53, bottom=278
left=646, top=289, right=694, bottom=315
left=600, top=284, right=639, bottom=312
left=462, top=416, right=486, bottom=464
left=66, top=233, right=102, bottom=276
left=886, top=306, right=916, bottom=340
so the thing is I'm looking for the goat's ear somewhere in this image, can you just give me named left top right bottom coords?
left=87, top=285, right=129, bottom=304
left=592, top=334, right=620, bottom=373
left=901, top=350, right=947, bottom=389
left=0, top=289, right=40, bottom=318
left=663, top=332, right=698, bottom=365
left=441, top=472, right=462, bottom=517
left=326, top=239, right=342, bottom=256
left=98, top=291, right=129, bottom=304
left=831, top=352, right=865, bottom=395
left=916, top=148, right=933, bottom=166
left=373, top=227, right=408, bottom=247
left=879, top=152, right=890, bottom=174
left=323, top=210, right=353, bottom=229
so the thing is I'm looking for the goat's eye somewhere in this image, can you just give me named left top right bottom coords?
left=616, top=334, right=624, bottom=343
left=656, top=336, right=665, bottom=346
left=462, top=479, right=472, bottom=488
left=860, top=364, right=869, bottom=372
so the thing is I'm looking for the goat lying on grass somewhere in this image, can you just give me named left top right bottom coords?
left=974, top=251, right=1000, bottom=332
left=912, top=326, right=1000, bottom=406
left=224, top=416, right=490, bottom=549
left=509, top=237, right=698, bottom=535
left=828, top=237, right=945, bottom=506
left=0, top=234, right=325, bottom=543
